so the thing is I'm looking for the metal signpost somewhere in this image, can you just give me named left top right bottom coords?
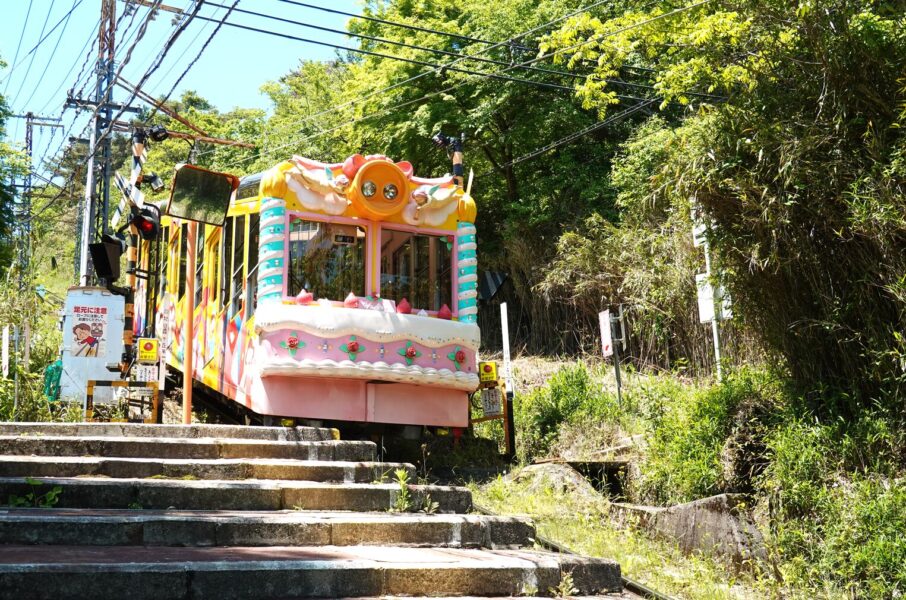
left=499, top=302, right=516, bottom=459
left=692, top=199, right=730, bottom=381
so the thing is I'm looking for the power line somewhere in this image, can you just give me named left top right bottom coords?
left=150, top=0, right=240, bottom=119
left=196, top=0, right=617, bottom=162
left=36, top=19, right=101, bottom=115
left=188, top=15, right=586, bottom=94
left=33, top=1, right=205, bottom=221
left=478, top=99, right=657, bottom=178
left=20, top=0, right=80, bottom=110
left=199, top=0, right=692, bottom=100
left=218, top=0, right=700, bottom=169
left=277, top=0, right=531, bottom=50
left=3, top=0, right=34, bottom=95
left=10, top=0, right=57, bottom=110
left=2, top=0, right=86, bottom=88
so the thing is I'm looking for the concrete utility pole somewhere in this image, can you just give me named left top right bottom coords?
left=68, top=0, right=139, bottom=285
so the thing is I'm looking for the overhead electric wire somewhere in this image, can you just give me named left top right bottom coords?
left=216, top=0, right=708, bottom=169
left=477, top=99, right=658, bottom=178
left=4, top=0, right=34, bottom=95
left=188, top=15, right=589, bottom=94
left=277, top=0, right=526, bottom=50
left=196, top=0, right=703, bottom=101
left=20, top=0, right=79, bottom=110
left=36, top=18, right=101, bottom=115
left=29, top=0, right=205, bottom=221
left=10, top=0, right=57, bottom=111
left=195, top=0, right=618, bottom=163
left=2, top=0, right=84, bottom=87
left=150, top=0, right=240, bottom=119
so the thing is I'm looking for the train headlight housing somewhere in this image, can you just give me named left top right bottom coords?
left=383, top=183, right=398, bottom=200
left=361, top=180, right=377, bottom=197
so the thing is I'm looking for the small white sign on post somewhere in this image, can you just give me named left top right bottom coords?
left=599, top=310, right=613, bottom=358
left=500, top=302, right=514, bottom=395
left=691, top=203, right=708, bottom=247
left=1, top=325, right=8, bottom=378
left=696, top=274, right=732, bottom=323
left=480, top=387, right=503, bottom=417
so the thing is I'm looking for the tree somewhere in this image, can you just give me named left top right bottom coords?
left=544, top=0, right=906, bottom=400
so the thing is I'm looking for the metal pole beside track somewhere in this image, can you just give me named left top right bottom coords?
left=182, top=222, right=196, bottom=424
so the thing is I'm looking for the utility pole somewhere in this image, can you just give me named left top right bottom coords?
left=67, top=0, right=138, bottom=285
left=9, top=113, right=62, bottom=418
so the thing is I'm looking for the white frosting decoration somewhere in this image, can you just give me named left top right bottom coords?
left=258, top=358, right=480, bottom=391
left=459, top=306, right=478, bottom=316
left=261, top=214, right=284, bottom=227
left=285, top=172, right=348, bottom=215
left=458, top=289, right=478, bottom=301
left=459, top=242, right=477, bottom=251
left=458, top=224, right=476, bottom=235
left=459, top=257, right=478, bottom=268
left=258, top=265, right=283, bottom=279
left=401, top=184, right=460, bottom=227
left=260, top=233, right=283, bottom=246
left=459, top=273, right=478, bottom=283
left=255, top=304, right=481, bottom=351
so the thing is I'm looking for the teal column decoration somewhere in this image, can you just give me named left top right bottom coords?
left=257, top=196, right=286, bottom=304
left=456, top=221, right=478, bottom=323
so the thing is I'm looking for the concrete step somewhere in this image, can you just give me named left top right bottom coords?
left=0, top=544, right=622, bottom=599
left=0, top=477, right=472, bottom=513
left=0, top=508, right=533, bottom=548
left=0, top=455, right=413, bottom=483
left=0, top=435, right=374, bottom=461
left=0, top=422, right=338, bottom=441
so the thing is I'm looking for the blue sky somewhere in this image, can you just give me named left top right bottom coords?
left=1, top=0, right=359, bottom=173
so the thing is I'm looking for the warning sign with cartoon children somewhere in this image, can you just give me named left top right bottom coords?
left=71, top=305, right=108, bottom=358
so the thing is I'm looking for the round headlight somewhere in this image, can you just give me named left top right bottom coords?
left=362, top=180, right=377, bottom=197
left=383, top=183, right=398, bottom=200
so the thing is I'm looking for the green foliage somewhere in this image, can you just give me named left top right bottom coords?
left=391, top=468, right=413, bottom=512
left=545, top=0, right=906, bottom=400
left=632, top=368, right=786, bottom=504
left=761, top=415, right=906, bottom=596
left=514, top=362, right=621, bottom=461
left=6, top=477, right=62, bottom=508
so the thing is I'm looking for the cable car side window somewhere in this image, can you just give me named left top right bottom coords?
left=287, top=218, right=366, bottom=300
left=230, top=215, right=246, bottom=316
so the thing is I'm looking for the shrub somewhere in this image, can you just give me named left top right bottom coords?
left=633, top=368, right=786, bottom=505
left=760, top=412, right=906, bottom=596
left=514, top=362, right=620, bottom=461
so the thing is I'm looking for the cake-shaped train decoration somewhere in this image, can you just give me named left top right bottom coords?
left=138, top=153, right=480, bottom=428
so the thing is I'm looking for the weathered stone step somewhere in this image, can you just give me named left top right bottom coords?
left=0, top=477, right=472, bottom=513
left=0, top=544, right=621, bottom=599
left=0, top=455, right=412, bottom=483
left=0, top=435, right=374, bottom=461
left=0, top=508, right=533, bottom=548
left=0, top=422, right=337, bottom=441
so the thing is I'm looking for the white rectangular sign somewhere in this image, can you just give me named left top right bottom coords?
left=599, top=310, right=613, bottom=358
left=480, top=387, right=503, bottom=417
left=697, top=274, right=732, bottom=323
left=500, top=302, right=514, bottom=395
left=1, top=325, right=8, bottom=378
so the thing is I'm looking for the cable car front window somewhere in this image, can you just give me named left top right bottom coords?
left=288, top=218, right=366, bottom=300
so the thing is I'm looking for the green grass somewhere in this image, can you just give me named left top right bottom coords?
left=481, top=360, right=906, bottom=598
left=472, top=473, right=763, bottom=600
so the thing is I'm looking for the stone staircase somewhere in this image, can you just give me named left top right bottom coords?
left=0, top=422, right=621, bottom=599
